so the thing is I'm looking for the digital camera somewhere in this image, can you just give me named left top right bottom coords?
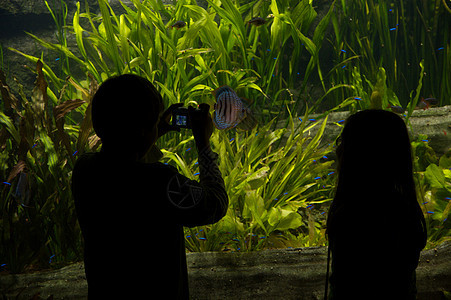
left=172, top=107, right=199, bottom=129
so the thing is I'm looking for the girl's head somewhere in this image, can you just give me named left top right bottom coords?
left=335, top=109, right=413, bottom=191
left=329, top=109, right=426, bottom=247
left=91, top=74, right=164, bottom=159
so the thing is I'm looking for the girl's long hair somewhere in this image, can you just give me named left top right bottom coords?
left=327, top=109, right=426, bottom=250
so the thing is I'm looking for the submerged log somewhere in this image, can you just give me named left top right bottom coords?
left=1, top=242, right=450, bottom=299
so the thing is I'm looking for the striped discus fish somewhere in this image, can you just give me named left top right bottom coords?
left=212, top=86, right=257, bottom=131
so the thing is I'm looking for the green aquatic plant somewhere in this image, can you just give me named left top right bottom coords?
left=0, top=60, right=336, bottom=272
left=163, top=110, right=335, bottom=252
left=330, top=0, right=450, bottom=108
left=0, top=61, right=100, bottom=273
left=9, top=0, right=346, bottom=126
left=2, top=0, right=449, bottom=273
left=411, top=138, right=451, bottom=248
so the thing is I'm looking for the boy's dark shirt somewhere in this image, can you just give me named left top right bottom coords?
left=72, top=147, right=228, bottom=298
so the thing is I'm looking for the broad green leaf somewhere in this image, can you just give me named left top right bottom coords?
left=312, top=0, right=336, bottom=46
left=277, top=210, right=303, bottom=231
left=98, top=0, right=122, bottom=74
left=73, top=2, right=87, bottom=58
left=244, top=190, right=267, bottom=233
left=119, top=14, right=131, bottom=64
left=425, top=164, right=447, bottom=190
left=39, top=132, right=58, bottom=175
left=268, top=207, right=303, bottom=231
left=161, top=150, right=193, bottom=179
left=155, top=81, right=177, bottom=104
left=0, top=112, right=20, bottom=143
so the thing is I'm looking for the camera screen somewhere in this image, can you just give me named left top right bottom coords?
left=175, top=115, right=187, bottom=126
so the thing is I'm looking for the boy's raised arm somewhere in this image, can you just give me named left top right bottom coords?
left=166, top=104, right=228, bottom=226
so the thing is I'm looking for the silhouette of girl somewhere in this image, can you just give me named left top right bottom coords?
left=326, top=109, right=427, bottom=299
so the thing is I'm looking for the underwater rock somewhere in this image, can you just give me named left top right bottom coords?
left=278, top=105, right=451, bottom=161
left=1, top=242, right=450, bottom=299
left=0, top=0, right=57, bottom=15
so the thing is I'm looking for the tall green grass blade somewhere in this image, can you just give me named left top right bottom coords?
left=406, top=59, right=425, bottom=121
left=73, top=2, right=87, bottom=59
left=0, top=112, right=20, bottom=143
left=98, top=0, right=122, bottom=74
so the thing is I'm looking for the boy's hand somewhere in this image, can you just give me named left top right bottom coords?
left=157, top=103, right=184, bottom=138
left=189, top=104, right=214, bottom=148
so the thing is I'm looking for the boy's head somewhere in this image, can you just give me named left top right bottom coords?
left=92, top=74, right=164, bottom=158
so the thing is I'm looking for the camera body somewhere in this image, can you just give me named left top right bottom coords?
left=172, top=107, right=199, bottom=129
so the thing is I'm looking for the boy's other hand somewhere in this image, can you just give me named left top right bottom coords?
left=157, top=103, right=184, bottom=138
left=189, top=104, right=214, bottom=148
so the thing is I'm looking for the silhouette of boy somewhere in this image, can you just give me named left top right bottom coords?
left=326, top=109, right=427, bottom=299
left=72, top=74, right=228, bottom=298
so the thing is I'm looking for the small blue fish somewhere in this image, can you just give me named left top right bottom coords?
left=212, top=86, right=257, bottom=131
left=389, top=24, right=399, bottom=31
left=388, top=104, right=404, bottom=114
